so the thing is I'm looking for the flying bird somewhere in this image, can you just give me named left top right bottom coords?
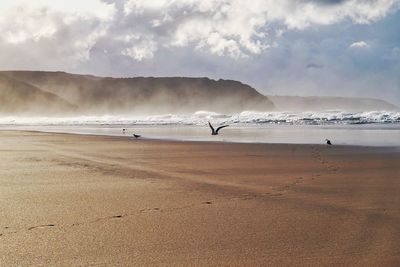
left=133, top=134, right=141, bottom=139
left=208, top=121, right=229, bottom=135
left=326, top=139, right=332, bottom=145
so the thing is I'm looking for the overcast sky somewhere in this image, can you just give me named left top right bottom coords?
left=0, top=0, right=399, bottom=104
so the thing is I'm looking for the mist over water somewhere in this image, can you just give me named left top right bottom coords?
left=1, top=110, right=399, bottom=126
left=1, top=110, right=400, bottom=147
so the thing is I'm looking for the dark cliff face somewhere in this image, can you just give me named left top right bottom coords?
left=1, top=71, right=275, bottom=115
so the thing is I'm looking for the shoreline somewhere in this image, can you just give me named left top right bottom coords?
left=2, top=128, right=399, bottom=149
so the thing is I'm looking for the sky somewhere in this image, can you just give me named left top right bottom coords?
left=0, top=0, right=399, bottom=104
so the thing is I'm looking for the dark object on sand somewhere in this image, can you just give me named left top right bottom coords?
left=122, top=129, right=126, bottom=134
left=326, top=139, right=332, bottom=145
left=208, top=121, right=229, bottom=135
left=133, top=134, right=141, bottom=139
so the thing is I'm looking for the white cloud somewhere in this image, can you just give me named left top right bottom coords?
left=350, top=41, right=370, bottom=48
left=0, top=0, right=115, bottom=19
left=123, top=0, right=168, bottom=15
left=0, top=1, right=115, bottom=68
left=271, top=0, right=400, bottom=28
left=197, top=32, right=244, bottom=59
left=118, top=0, right=400, bottom=58
left=0, top=0, right=398, bottom=69
left=121, top=35, right=157, bottom=61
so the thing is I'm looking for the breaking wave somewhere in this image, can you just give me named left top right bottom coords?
left=0, top=110, right=399, bottom=126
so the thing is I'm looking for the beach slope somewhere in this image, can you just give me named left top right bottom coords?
left=0, top=131, right=399, bottom=266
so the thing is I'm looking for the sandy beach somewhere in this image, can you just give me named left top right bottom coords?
left=0, top=130, right=399, bottom=266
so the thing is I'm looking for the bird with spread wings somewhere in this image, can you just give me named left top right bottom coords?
left=208, top=121, right=229, bottom=135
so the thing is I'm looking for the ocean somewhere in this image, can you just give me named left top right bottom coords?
left=1, top=110, right=400, bottom=146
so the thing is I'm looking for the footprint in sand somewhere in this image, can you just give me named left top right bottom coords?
left=270, top=193, right=284, bottom=197
left=28, top=224, right=56, bottom=231
left=140, top=208, right=161, bottom=213
left=240, top=193, right=259, bottom=200
left=293, top=177, right=304, bottom=184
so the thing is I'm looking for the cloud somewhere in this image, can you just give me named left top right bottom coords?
left=121, top=35, right=157, bottom=61
left=1, top=0, right=115, bottom=20
left=115, top=0, right=400, bottom=59
left=350, top=41, right=370, bottom=48
left=0, top=0, right=398, bottom=65
left=0, top=1, right=115, bottom=69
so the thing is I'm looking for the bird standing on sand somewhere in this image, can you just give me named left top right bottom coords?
left=133, top=134, right=141, bottom=139
left=326, top=139, right=332, bottom=145
left=122, top=128, right=126, bottom=134
left=208, top=121, right=229, bottom=135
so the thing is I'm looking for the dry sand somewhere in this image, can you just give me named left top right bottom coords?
left=0, top=131, right=399, bottom=266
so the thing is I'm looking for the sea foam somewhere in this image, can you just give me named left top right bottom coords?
left=0, top=110, right=399, bottom=126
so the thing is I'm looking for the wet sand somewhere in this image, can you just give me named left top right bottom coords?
left=0, top=131, right=399, bottom=266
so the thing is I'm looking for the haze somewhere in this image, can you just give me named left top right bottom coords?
left=0, top=0, right=399, bottom=104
